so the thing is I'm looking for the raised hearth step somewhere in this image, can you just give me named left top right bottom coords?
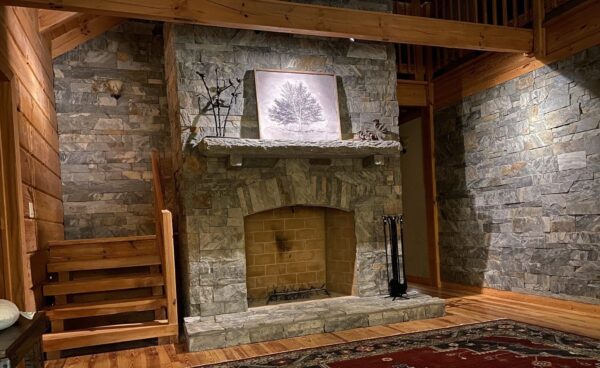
left=184, top=293, right=445, bottom=352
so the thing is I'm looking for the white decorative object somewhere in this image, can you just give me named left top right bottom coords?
left=0, top=299, right=19, bottom=330
left=255, top=69, right=341, bottom=141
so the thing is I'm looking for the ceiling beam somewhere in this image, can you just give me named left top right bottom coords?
left=2, top=0, right=533, bottom=53
left=38, top=9, right=78, bottom=33
left=42, top=13, right=124, bottom=58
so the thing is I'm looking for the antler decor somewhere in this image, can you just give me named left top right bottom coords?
left=196, top=68, right=242, bottom=137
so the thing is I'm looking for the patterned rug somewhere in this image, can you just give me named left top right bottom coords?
left=204, top=319, right=599, bottom=367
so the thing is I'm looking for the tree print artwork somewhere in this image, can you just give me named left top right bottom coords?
left=268, top=81, right=324, bottom=131
left=255, top=70, right=341, bottom=140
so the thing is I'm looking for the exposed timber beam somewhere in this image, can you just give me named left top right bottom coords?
left=38, top=9, right=78, bottom=33
left=1, top=0, right=533, bottom=53
left=41, top=12, right=124, bottom=58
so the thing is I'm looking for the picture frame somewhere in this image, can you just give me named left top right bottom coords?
left=255, top=69, right=341, bottom=141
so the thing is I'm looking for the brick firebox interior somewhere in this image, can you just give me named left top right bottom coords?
left=244, top=206, right=357, bottom=305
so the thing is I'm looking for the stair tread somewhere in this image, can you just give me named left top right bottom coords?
left=47, top=254, right=161, bottom=272
left=48, top=235, right=156, bottom=247
left=43, top=320, right=177, bottom=352
left=46, top=296, right=167, bottom=319
left=43, top=274, right=165, bottom=296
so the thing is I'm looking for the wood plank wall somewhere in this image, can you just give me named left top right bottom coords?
left=433, top=0, right=600, bottom=110
left=0, top=5, right=63, bottom=310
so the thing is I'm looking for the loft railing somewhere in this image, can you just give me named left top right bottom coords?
left=393, top=0, right=577, bottom=78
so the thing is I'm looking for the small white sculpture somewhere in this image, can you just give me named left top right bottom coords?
left=106, top=79, right=124, bottom=100
left=0, top=299, right=19, bottom=330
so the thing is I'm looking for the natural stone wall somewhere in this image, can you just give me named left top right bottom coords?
left=169, top=22, right=398, bottom=143
left=54, top=21, right=172, bottom=239
left=435, top=46, right=599, bottom=302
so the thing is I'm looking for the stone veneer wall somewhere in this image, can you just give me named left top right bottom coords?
left=54, top=21, right=172, bottom=239
left=170, top=16, right=398, bottom=142
left=168, top=0, right=400, bottom=317
left=435, top=46, right=599, bottom=302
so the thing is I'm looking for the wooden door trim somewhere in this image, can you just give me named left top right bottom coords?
left=0, top=76, right=26, bottom=308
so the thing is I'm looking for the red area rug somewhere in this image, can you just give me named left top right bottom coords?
left=206, top=319, right=599, bottom=367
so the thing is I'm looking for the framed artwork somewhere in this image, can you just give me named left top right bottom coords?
left=255, top=69, right=341, bottom=140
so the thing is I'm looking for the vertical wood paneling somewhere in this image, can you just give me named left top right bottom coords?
left=0, top=6, right=63, bottom=310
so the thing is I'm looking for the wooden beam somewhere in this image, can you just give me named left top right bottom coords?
left=433, top=0, right=600, bottom=110
left=397, top=80, right=428, bottom=107
left=532, top=0, right=546, bottom=57
left=422, top=47, right=441, bottom=288
left=43, top=13, right=124, bottom=58
left=0, top=0, right=533, bottom=52
left=38, top=9, right=78, bottom=33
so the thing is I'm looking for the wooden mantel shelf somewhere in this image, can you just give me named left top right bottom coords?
left=196, top=138, right=403, bottom=164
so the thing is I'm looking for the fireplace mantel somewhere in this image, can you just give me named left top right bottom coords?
left=197, top=138, right=402, bottom=163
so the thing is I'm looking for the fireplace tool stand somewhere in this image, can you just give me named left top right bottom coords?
left=383, top=215, right=408, bottom=300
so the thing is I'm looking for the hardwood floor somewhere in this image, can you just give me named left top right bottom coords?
left=45, top=284, right=600, bottom=368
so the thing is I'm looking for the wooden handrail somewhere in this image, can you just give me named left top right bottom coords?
left=161, top=210, right=178, bottom=336
left=151, top=150, right=166, bottom=267
left=151, top=152, right=178, bottom=340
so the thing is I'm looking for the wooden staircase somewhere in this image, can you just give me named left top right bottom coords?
left=42, top=151, right=177, bottom=356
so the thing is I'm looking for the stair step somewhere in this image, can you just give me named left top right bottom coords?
left=48, top=235, right=156, bottom=247
left=43, top=320, right=177, bottom=352
left=47, top=255, right=161, bottom=272
left=45, top=296, right=167, bottom=320
left=43, top=274, right=165, bottom=296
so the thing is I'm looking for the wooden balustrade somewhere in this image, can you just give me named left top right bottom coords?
left=394, top=0, right=579, bottom=77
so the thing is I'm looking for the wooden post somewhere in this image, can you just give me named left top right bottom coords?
left=151, top=150, right=165, bottom=265
left=161, top=210, right=178, bottom=342
left=0, top=79, right=26, bottom=309
left=422, top=47, right=441, bottom=288
left=533, top=0, right=546, bottom=57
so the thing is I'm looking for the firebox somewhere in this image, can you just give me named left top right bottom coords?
left=245, top=206, right=357, bottom=307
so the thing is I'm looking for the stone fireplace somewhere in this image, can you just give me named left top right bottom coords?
left=163, top=20, right=446, bottom=351
left=178, top=139, right=445, bottom=351
left=179, top=138, right=404, bottom=317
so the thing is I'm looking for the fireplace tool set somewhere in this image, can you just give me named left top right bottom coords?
left=383, top=215, right=408, bottom=299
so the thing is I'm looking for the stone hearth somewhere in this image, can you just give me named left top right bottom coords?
left=186, top=293, right=445, bottom=351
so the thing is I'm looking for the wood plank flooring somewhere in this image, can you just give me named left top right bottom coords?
left=45, top=284, right=600, bottom=368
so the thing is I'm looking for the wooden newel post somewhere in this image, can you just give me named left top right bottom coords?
left=161, top=210, right=178, bottom=342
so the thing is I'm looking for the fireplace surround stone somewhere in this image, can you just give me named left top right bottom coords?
left=179, top=139, right=404, bottom=318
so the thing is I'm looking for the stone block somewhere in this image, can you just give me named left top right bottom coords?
left=557, top=151, right=587, bottom=171
left=324, top=314, right=368, bottom=332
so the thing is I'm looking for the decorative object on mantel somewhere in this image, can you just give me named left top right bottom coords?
left=355, top=119, right=389, bottom=141
left=255, top=69, right=341, bottom=140
left=0, top=301, right=19, bottom=331
left=196, top=68, right=242, bottom=137
left=383, top=215, right=408, bottom=299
